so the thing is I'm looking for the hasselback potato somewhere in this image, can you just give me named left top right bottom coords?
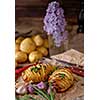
left=48, top=68, right=74, bottom=92
left=22, top=62, right=55, bottom=83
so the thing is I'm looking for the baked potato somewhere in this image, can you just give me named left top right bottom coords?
left=20, top=38, right=36, bottom=54
left=48, top=68, right=74, bottom=92
left=22, top=62, right=55, bottom=83
left=15, top=51, right=27, bottom=63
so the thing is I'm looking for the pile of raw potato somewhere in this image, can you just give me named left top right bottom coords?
left=15, top=34, right=49, bottom=67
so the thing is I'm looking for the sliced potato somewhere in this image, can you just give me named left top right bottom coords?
left=20, top=38, right=36, bottom=54
left=16, top=36, right=24, bottom=44
left=29, top=51, right=43, bottom=63
left=33, top=35, right=44, bottom=46
left=37, top=47, right=48, bottom=56
left=15, top=51, right=27, bottom=63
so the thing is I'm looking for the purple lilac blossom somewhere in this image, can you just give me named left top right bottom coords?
left=43, top=1, right=68, bottom=47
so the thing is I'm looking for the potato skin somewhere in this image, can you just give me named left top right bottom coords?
left=15, top=43, right=20, bottom=52
left=16, top=36, right=24, bottom=44
left=43, top=39, right=49, bottom=48
left=33, top=35, right=44, bottom=46
left=20, top=38, right=36, bottom=54
left=48, top=68, right=74, bottom=92
left=15, top=51, right=27, bottom=63
left=37, top=47, right=48, bottom=56
left=29, top=51, right=43, bottom=63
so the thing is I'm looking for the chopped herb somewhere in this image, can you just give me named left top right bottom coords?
left=31, top=67, right=39, bottom=73
left=53, top=66, right=58, bottom=71
left=59, top=73, right=65, bottom=78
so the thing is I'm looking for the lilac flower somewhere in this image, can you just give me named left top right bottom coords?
left=36, top=81, right=46, bottom=89
left=43, top=1, right=68, bottom=47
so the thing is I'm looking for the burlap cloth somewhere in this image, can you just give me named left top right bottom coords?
left=31, top=74, right=84, bottom=100
left=16, top=49, right=84, bottom=100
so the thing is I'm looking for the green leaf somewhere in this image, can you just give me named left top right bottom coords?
left=35, top=91, right=47, bottom=100
left=49, top=83, right=55, bottom=100
left=33, top=86, right=50, bottom=100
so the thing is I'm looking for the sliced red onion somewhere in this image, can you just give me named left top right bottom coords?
left=27, top=84, right=34, bottom=94
left=36, top=81, right=46, bottom=89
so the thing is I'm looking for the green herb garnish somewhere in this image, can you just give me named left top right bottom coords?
left=31, top=67, right=39, bottom=73
left=33, top=86, right=50, bottom=100
left=59, top=73, right=65, bottom=78
left=49, top=82, right=55, bottom=100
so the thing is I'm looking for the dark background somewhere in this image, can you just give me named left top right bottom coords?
left=15, top=0, right=82, bottom=18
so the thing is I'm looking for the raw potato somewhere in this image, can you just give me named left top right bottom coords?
left=15, top=61, right=18, bottom=68
left=16, top=36, right=24, bottom=44
left=31, top=35, right=35, bottom=41
left=15, top=43, right=20, bottom=51
left=15, top=51, right=27, bottom=63
left=29, top=51, right=43, bottom=63
left=43, top=39, right=49, bottom=48
left=33, top=35, right=44, bottom=46
left=20, top=38, right=36, bottom=54
left=37, top=47, right=48, bottom=56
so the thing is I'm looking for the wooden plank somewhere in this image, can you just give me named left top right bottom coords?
left=16, top=0, right=49, bottom=6
left=15, top=0, right=81, bottom=18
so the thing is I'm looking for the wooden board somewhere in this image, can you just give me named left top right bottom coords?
left=15, top=0, right=81, bottom=17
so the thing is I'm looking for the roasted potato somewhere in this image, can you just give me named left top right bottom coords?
left=22, top=62, right=55, bottom=83
left=48, top=68, right=74, bottom=92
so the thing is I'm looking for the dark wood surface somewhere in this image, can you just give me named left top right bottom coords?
left=15, top=0, right=81, bottom=17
